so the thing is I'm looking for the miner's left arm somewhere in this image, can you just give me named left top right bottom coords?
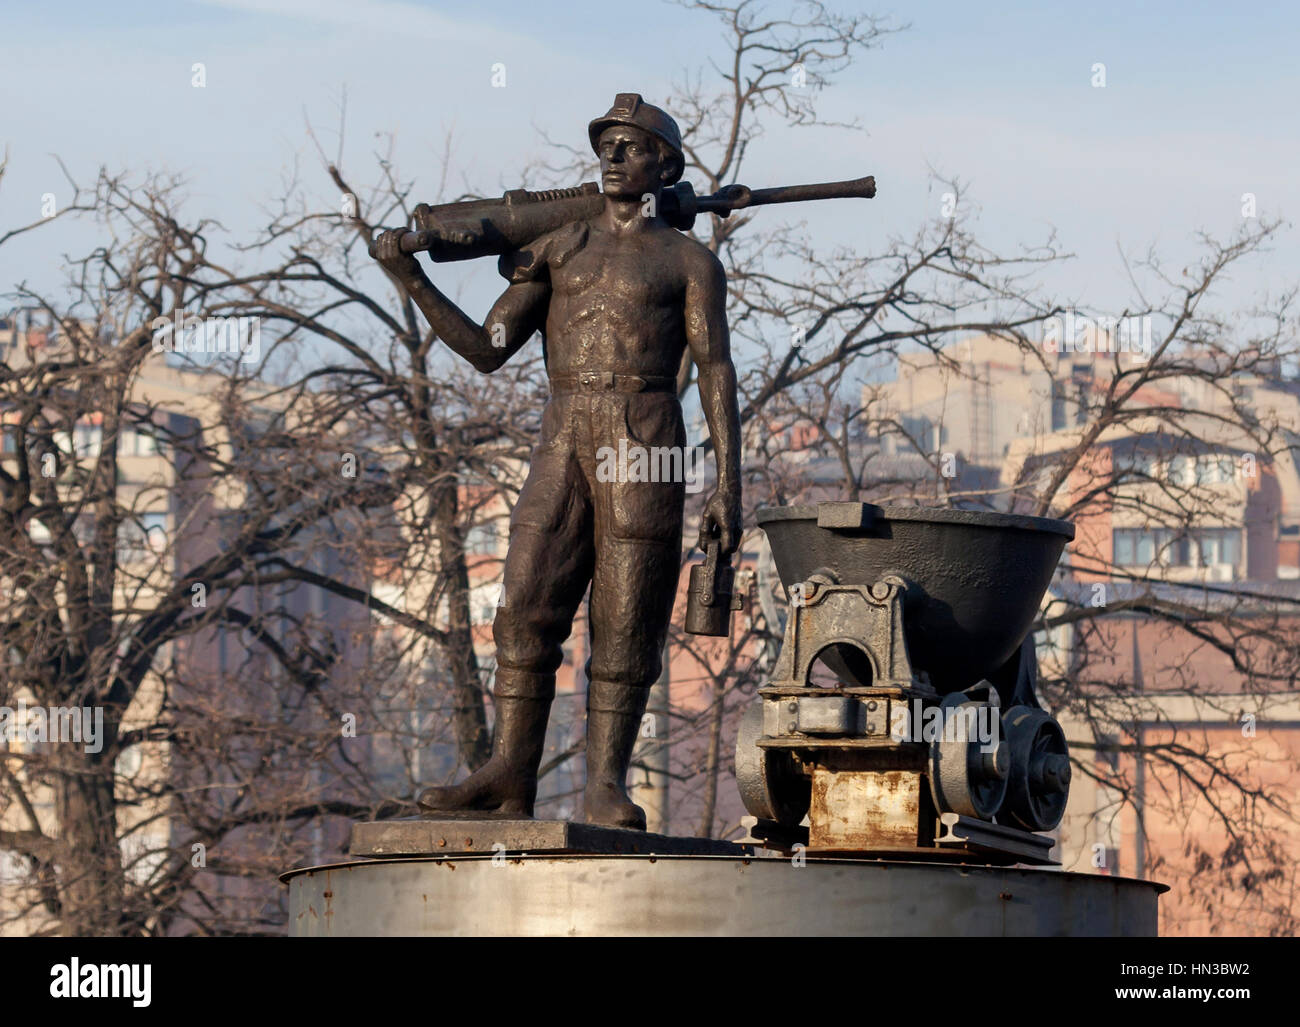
left=685, top=250, right=743, bottom=555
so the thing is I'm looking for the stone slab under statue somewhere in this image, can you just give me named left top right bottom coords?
left=349, top=818, right=751, bottom=858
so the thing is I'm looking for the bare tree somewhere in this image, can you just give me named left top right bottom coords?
left=4, top=0, right=1296, bottom=938
left=0, top=167, right=438, bottom=934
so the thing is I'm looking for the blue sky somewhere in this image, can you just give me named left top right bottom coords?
left=1, top=0, right=1296, bottom=328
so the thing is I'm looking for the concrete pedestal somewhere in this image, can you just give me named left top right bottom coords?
left=284, top=854, right=1162, bottom=936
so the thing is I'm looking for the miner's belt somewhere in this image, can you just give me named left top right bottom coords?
left=549, top=372, right=675, bottom=394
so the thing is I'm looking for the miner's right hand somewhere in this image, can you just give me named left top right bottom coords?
left=372, top=228, right=422, bottom=278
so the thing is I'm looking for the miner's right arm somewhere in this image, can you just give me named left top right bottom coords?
left=373, top=228, right=546, bottom=373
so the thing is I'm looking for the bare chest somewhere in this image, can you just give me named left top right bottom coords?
left=550, top=234, right=683, bottom=311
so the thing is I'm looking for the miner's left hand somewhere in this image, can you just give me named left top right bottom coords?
left=700, top=484, right=742, bottom=556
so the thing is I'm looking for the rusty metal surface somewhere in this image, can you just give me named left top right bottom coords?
left=795, top=694, right=859, bottom=735
left=929, top=698, right=1008, bottom=820
left=350, top=818, right=750, bottom=858
left=735, top=701, right=810, bottom=825
left=768, top=575, right=920, bottom=691
left=809, top=767, right=923, bottom=850
left=741, top=502, right=1078, bottom=864
left=285, top=855, right=1164, bottom=937
left=755, top=687, right=914, bottom=749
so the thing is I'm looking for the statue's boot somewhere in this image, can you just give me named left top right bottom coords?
left=583, top=679, right=650, bottom=831
left=417, top=669, right=554, bottom=816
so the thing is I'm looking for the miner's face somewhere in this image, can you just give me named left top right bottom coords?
left=597, top=125, right=666, bottom=199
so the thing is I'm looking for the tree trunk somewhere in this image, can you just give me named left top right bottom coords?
left=696, top=675, right=726, bottom=838
left=56, top=750, right=125, bottom=935
left=433, top=480, right=491, bottom=771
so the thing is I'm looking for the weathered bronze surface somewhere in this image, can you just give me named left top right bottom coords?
left=683, top=537, right=743, bottom=636
left=374, top=94, right=744, bottom=830
left=370, top=173, right=876, bottom=261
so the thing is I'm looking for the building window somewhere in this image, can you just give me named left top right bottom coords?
left=465, top=521, right=499, bottom=556
left=1114, top=530, right=1134, bottom=565
left=1137, top=531, right=1157, bottom=563
left=122, top=426, right=160, bottom=456
left=1050, top=380, right=1066, bottom=432
left=119, top=512, right=168, bottom=562
left=897, top=414, right=946, bottom=449
left=72, top=422, right=102, bottom=459
left=1118, top=447, right=1241, bottom=486
left=1113, top=527, right=1241, bottom=569
left=1198, top=529, right=1241, bottom=566
left=1116, top=449, right=1160, bottom=479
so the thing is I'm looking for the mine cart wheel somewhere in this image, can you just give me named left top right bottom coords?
left=1000, top=706, right=1071, bottom=832
left=736, top=699, right=810, bottom=826
left=928, top=700, right=1008, bottom=820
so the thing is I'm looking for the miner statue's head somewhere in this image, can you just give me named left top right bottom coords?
left=588, top=93, right=685, bottom=201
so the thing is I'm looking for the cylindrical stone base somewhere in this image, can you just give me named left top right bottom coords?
left=284, top=855, right=1162, bottom=936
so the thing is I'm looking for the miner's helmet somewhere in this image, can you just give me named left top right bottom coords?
left=588, top=93, right=685, bottom=184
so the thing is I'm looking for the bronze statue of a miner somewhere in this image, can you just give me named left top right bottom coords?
left=375, top=94, right=743, bottom=830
